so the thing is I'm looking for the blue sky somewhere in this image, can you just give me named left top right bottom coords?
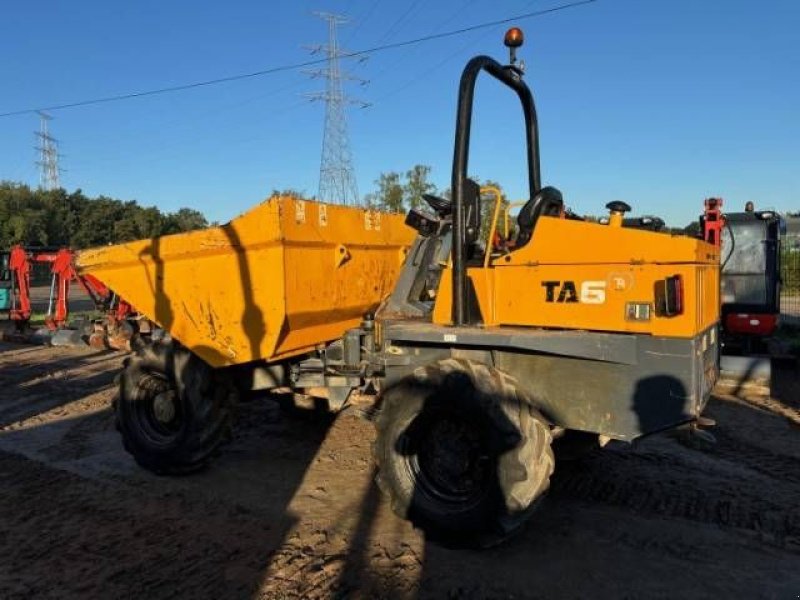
left=0, top=0, right=797, bottom=226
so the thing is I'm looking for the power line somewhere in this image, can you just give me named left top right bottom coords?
left=343, top=0, right=383, bottom=45
left=0, top=0, right=597, bottom=119
left=366, top=0, right=485, bottom=93
left=66, top=78, right=307, bottom=145
left=66, top=100, right=308, bottom=169
left=374, top=0, right=548, bottom=102
left=435, top=0, right=481, bottom=32
left=373, top=0, right=425, bottom=46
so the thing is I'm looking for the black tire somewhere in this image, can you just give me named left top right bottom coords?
left=116, top=340, right=236, bottom=475
left=373, top=358, right=554, bottom=546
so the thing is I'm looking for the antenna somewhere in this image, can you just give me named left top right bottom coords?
left=305, top=12, right=369, bottom=206
left=35, top=111, right=63, bottom=190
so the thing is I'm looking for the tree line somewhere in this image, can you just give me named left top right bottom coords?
left=364, top=165, right=439, bottom=213
left=0, top=181, right=208, bottom=250
left=363, top=165, right=717, bottom=240
left=364, top=164, right=511, bottom=241
left=4, top=170, right=723, bottom=252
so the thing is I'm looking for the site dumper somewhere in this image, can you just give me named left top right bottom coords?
left=80, top=29, right=721, bottom=546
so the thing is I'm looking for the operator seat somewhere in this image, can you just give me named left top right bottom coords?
left=515, top=186, right=564, bottom=248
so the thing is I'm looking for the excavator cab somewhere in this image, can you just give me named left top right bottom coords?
left=0, top=252, right=11, bottom=312
left=719, top=205, right=783, bottom=344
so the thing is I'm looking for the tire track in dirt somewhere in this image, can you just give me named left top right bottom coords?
left=260, top=530, right=422, bottom=600
left=549, top=444, right=800, bottom=549
left=709, top=428, right=800, bottom=485
left=0, top=450, right=282, bottom=599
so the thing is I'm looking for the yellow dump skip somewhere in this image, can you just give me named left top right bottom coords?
left=76, top=196, right=414, bottom=367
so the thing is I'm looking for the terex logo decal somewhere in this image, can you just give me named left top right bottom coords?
left=542, top=280, right=607, bottom=304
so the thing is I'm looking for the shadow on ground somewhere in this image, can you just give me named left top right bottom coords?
left=0, top=340, right=799, bottom=599
left=0, top=370, right=335, bottom=598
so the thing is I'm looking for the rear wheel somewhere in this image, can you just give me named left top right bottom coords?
left=116, top=340, right=236, bottom=474
left=373, top=358, right=554, bottom=546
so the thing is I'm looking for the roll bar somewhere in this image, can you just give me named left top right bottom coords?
left=451, top=55, right=541, bottom=325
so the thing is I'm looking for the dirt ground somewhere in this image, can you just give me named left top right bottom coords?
left=0, top=339, right=798, bottom=599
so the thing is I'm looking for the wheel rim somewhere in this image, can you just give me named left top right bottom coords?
left=403, top=409, right=491, bottom=507
left=130, top=372, right=185, bottom=446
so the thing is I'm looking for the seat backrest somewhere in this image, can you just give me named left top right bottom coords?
left=515, top=186, right=564, bottom=248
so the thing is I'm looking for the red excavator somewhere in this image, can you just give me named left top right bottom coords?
left=5, top=244, right=138, bottom=349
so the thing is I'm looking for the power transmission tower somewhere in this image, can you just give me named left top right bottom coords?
left=305, top=12, right=369, bottom=206
left=35, top=111, right=63, bottom=190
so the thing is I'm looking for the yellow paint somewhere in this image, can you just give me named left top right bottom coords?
left=433, top=215, right=720, bottom=338
left=76, top=196, right=415, bottom=367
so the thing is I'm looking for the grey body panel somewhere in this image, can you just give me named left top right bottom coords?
left=383, top=321, right=639, bottom=365
left=382, top=227, right=451, bottom=318
left=382, top=321, right=719, bottom=442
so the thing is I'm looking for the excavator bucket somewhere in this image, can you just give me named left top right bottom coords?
left=75, top=196, right=414, bottom=367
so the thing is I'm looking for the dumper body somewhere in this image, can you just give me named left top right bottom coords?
left=76, top=196, right=414, bottom=368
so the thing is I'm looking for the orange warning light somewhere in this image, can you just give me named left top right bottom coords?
left=504, top=27, right=524, bottom=48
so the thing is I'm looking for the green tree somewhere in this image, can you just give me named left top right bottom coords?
left=0, top=180, right=210, bottom=249
left=136, top=206, right=166, bottom=238
left=373, top=172, right=405, bottom=213
left=163, top=208, right=208, bottom=235
left=270, top=188, right=309, bottom=200
left=41, top=188, right=78, bottom=246
left=684, top=221, right=701, bottom=237
left=5, top=210, right=48, bottom=246
left=4, top=214, right=32, bottom=245
left=403, top=165, right=435, bottom=210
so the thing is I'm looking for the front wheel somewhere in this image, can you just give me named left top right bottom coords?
left=116, top=340, right=236, bottom=474
left=373, top=358, right=554, bottom=546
